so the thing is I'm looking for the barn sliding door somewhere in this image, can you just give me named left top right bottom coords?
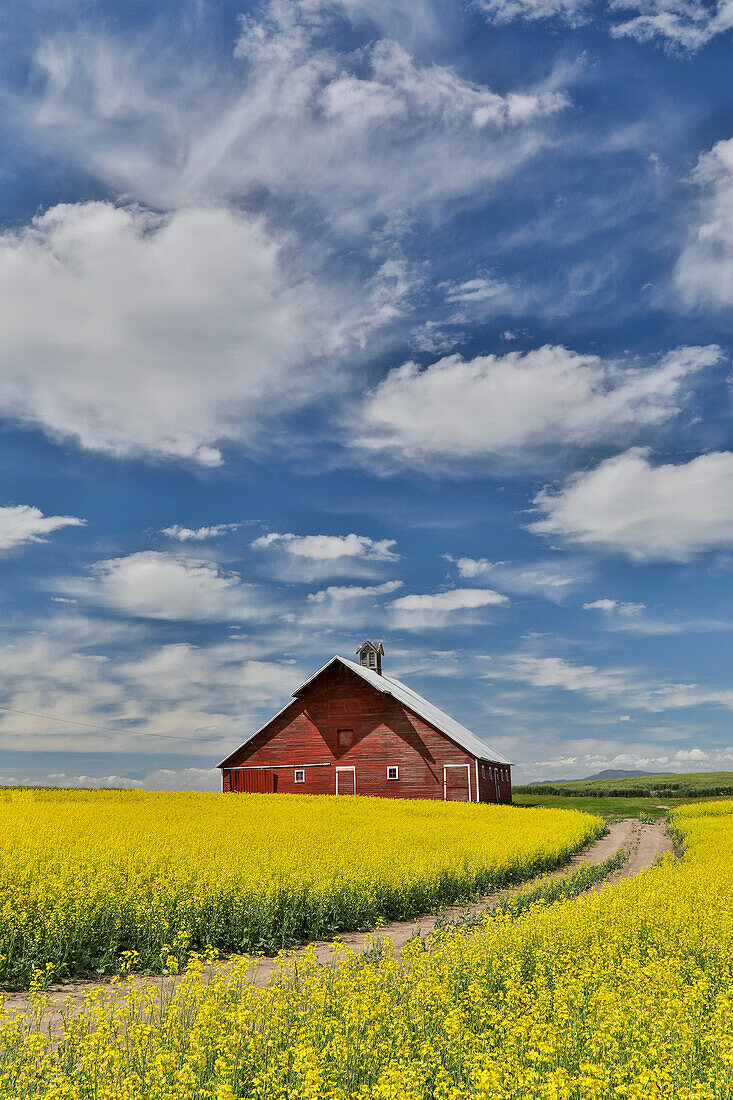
left=231, top=770, right=275, bottom=793
left=335, top=766, right=356, bottom=795
left=443, top=764, right=471, bottom=802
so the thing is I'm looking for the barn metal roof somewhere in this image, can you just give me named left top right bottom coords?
left=218, top=654, right=509, bottom=767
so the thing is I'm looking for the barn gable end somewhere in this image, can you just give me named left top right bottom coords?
left=218, top=653, right=512, bottom=803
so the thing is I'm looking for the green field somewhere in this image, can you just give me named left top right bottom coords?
left=512, top=794, right=691, bottom=820
left=515, top=770, right=733, bottom=800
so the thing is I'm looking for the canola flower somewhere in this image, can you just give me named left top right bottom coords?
left=0, top=800, right=730, bottom=1099
left=0, top=788, right=601, bottom=986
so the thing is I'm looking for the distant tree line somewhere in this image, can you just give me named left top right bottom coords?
left=515, top=782, right=733, bottom=798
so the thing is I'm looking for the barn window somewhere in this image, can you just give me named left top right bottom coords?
left=337, top=728, right=354, bottom=750
left=294, top=769, right=305, bottom=783
left=481, top=765, right=486, bottom=778
left=387, top=766, right=399, bottom=780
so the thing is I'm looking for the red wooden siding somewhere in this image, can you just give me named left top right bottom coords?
left=220, top=663, right=512, bottom=804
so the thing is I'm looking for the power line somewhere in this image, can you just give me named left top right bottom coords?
left=0, top=704, right=234, bottom=745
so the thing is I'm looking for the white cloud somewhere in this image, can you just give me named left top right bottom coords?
left=28, top=767, right=219, bottom=792
left=532, top=448, right=733, bottom=561
left=390, top=587, right=508, bottom=628
left=677, top=137, right=733, bottom=307
left=307, top=580, right=403, bottom=603
left=583, top=598, right=646, bottom=614
left=0, top=201, right=383, bottom=464
left=0, top=504, right=84, bottom=550
left=610, top=0, right=733, bottom=51
left=582, top=595, right=730, bottom=635
left=0, top=616, right=304, bottom=758
left=442, top=275, right=512, bottom=304
left=27, top=6, right=569, bottom=227
left=253, top=532, right=398, bottom=580
left=254, top=532, right=397, bottom=561
left=354, top=345, right=719, bottom=469
left=305, top=580, right=403, bottom=626
left=392, top=588, right=508, bottom=611
left=161, top=524, right=241, bottom=542
left=495, top=653, right=733, bottom=712
left=65, top=551, right=266, bottom=622
left=477, top=0, right=588, bottom=24
left=450, top=555, right=585, bottom=600
left=517, top=745, right=733, bottom=783
left=476, top=0, right=733, bottom=50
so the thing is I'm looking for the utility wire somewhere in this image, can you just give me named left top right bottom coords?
left=0, top=704, right=234, bottom=745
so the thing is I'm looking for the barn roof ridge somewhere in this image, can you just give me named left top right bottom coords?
left=218, top=653, right=509, bottom=767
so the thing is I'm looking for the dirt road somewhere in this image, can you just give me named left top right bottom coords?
left=1, top=819, right=674, bottom=1021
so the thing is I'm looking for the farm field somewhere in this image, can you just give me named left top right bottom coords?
left=0, top=788, right=603, bottom=989
left=0, top=800, right=731, bottom=1097
left=513, top=793, right=691, bottom=819
left=515, top=769, right=733, bottom=799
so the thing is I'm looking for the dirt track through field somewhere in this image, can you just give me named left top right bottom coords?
left=1, top=819, right=673, bottom=1024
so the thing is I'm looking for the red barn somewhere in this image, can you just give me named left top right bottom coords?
left=218, top=642, right=512, bottom=803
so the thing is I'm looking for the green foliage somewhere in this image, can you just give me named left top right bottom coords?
left=515, top=770, right=733, bottom=799
left=512, top=794, right=682, bottom=820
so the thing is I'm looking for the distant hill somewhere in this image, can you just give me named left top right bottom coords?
left=534, top=769, right=654, bottom=784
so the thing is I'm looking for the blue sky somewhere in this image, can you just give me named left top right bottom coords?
left=2, top=0, right=733, bottom=787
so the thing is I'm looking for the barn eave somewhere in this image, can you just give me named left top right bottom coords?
left=217, top=654, right=510, bottom=769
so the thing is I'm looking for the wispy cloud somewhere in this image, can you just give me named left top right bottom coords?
left=160, top=523, right=243, bottom=542
left=0, top=504, right=84, bottom=551
left=449, top=555, right=587, bottom=600
left=491, top=652, right=733, bottom=711
left=25, top=3, right=570, bottom=225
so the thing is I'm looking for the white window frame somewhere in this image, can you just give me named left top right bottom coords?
left=294, top=769, right=305, bottom=784
left=386, top=766, right=399, bottom=780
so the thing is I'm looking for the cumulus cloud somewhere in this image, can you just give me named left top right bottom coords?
left=677, top=137, right=733, bottom=307
left=161, top=524, right=242, bottom=542
left=254, top=532, right=397, bottom=561
left=253, top=531, right=398, bottom=580
left=27, top=4, right=569, bottom=227
left=531, top=448, right=733, bottom=561
left=354, top=345, right=719, bottom=469
left=0, top=504, right=84, bottom=550
left=0, top=201, right=388, bottom=464
left=64, top=551, right=267, bottom=622
left=390, top=587, right=508, bottom=628
left=305, top=580, right=403, bottom=625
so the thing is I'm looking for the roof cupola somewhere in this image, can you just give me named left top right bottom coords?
left=356, top=640, right=384, bottom=675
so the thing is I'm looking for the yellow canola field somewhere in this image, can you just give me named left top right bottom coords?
left=0, top=788, right=602, bottom=986
left=0, top=801, right=730, bottom=1100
